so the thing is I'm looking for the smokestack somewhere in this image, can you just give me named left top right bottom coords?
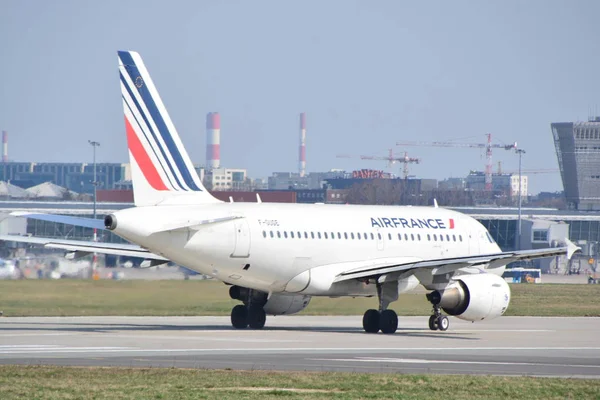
left=299, top=113, right=306, bottom=177
left=2, top=131, right=7, bottom=163
left=206, top=112, right=221, bottom=170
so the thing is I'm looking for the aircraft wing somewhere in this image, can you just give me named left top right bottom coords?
left=0, top=235, right=167, bottom=261
left=334, top=246, right=571, bottom=283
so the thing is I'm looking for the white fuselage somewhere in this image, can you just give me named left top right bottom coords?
left=111, top=203, right=502, bottom=295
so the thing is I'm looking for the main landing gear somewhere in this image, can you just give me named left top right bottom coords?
left=229, top=286, right=267, bottom=329
left=426, top=291, right=449, bottom=331
left=362, top=281, right=399, bottom=334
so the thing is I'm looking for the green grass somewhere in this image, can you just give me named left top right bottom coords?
left=0, top=366, right=598, bottom=400
left=0, top=280, right=598, bottom=317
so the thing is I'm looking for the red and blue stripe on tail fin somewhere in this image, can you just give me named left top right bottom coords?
left=118, top=51, right=219, bottom=206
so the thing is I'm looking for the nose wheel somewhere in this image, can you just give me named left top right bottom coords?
left=427, top=293, right=450, bottom=331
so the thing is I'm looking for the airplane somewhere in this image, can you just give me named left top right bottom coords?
left=0, top=51, right=578, bottom=334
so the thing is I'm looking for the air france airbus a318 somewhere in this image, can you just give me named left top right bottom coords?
left=1, top=51, right=577, bottom=334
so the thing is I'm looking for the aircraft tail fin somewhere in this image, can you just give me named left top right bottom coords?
left=118, top=51, right=220, bottom=206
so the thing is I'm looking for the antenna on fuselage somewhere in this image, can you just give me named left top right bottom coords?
left=256, top=193, right=262, bottom=203
left=433, top=198, right=439, bottom=208
left=229, top=197, right=234, bottom=203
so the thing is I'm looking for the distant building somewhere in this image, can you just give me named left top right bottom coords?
left=0, top=162, right=127, bottom=193
left=268, top=170, right=345, bottom=191
left=465, top=171, right=527, bottom=198
left=438, top=177, right=467, bottom=191
left=203, top=168, right=248, bottom=191
left=552, top=119, right=600, bottom=210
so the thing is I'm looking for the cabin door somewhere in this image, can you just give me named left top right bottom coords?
left=231, top=219, right=251, bottom=258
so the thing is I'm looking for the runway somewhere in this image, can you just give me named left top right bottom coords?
left=0, top=316, right=599, bottom=377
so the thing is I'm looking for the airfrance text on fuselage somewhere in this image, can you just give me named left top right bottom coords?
left=371, top=217, right=455, bottom=229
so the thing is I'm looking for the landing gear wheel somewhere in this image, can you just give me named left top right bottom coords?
left=362, top=309, right=380, bottom=333
left=247, top=306, right=266, bottom=329
left=428, top=315, right=438, bottom=331
left=437, top=315, right=449, bottom=331
left=379, top=309, right=398, bottom=334
left=230, top=304, right=248, bottom=329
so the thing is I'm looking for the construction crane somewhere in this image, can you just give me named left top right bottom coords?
left=336, top=148, right=420, bottom=179
left=396, top=133, right=517, bottom=191
left=496, top=161, right=559, bottom=175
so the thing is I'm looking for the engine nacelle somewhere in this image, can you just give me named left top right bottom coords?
left=263, top=294, right=311, bottom=316
left=429, top=273, right=510, bottom=321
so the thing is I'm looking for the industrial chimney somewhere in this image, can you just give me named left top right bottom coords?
left=206, top=112, right=220, bottom=170
left=2, top=131, right=7, bottom=163
left=299, top=113, right=306, bottom=177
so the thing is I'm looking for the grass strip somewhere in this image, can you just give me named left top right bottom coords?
left=0, top=366, right=598, bottom=400
left=0, top=280, right=598, bottom=317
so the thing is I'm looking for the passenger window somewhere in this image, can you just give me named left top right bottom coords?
left=446, top=234, right=450, bottom=241
left=453, top=234, right=456, bottom=242
left=417, top=234, right=421, bottom=241
left=277, top=231, right=281, bottom=238
left=404, top=234, right=408, bottom=241
left=344, top=232, right=348, bottom=239
left=411, top=234, right=414, bottom=241
left=398, top=233, right=402, bottom=241
left=364, top=232, right=368, bottom=239
left=357, top=233, right=361, bottom=240
left=331, top=232, right=335, bottom=239
left=370, top=233, right=374, bottom=240
left=440, top=235, right=444, bottom=241
left=310, top=232, right=315, bottom=239
left=351, top=233, right=355, bottom=239
left=388, top=233, right=392, bottom=240
left=304, top=232, right=308, bottom=239
left=338, top=232, right=342, bottom=239
left=270, top=231, right=274, bottom=238
left=324, top=232, right=328, bottom=239
left=377, top=233, right=382, bottom=240
left=284, top=231, right=288, bottom=239
left=262, top=231, right=266, bottom=238
left=459, top=235, right=463, bottom=242
left=317, top=232, right=322, bottom=239
left=433, top=234, right=437, bottom=241
left=427, top=234, right=431, bottom=241
left=290, top=232, right=294, bottom=239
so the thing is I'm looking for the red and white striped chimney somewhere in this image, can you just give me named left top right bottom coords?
left=299, top=113, right=306, bottom=177
left=2, top=131, right=7, bottom=163
left=206, top=112, right=220, bottom=170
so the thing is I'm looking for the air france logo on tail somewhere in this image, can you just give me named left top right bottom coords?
left=118, top=51, right=203, bottom=192
left=371, top=217, right=455, bottom=229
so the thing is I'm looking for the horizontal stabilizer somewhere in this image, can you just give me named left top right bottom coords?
left=140, top=259, right=169, bottom=268
left=155, top=215, right=243, bottom=233
left=0, top=235, right=167, bottom=261
left=10, top=212, right=105, bottom=230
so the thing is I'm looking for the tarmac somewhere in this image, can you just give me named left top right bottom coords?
left=0, top=315, right=599, bottom=378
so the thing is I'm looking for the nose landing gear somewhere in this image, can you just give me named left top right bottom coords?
left=426, top=291, right=450, bottom=331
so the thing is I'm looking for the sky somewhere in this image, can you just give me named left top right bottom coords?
left=1, top=0, right=600, bottom=194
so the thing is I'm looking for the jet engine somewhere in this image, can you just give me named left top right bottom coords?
left=427, top=273, right=510, bottom=321
left=263, top=293, right=312, bottom=315
left=229, top=285, right=311, bottom=316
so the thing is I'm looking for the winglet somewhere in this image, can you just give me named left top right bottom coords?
left=564, top=239, right=581, bottom=260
